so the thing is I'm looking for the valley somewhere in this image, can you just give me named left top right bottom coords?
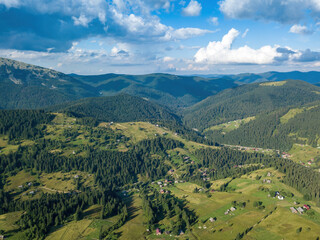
left=0, top=58, right=320, bottom=240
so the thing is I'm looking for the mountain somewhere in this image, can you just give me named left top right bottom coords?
left=205, top=101, right=320, bottom=151
left=0, top=58, right=98, bottom=109
left=225, top=71, right=320, bottom=84
left=0, top=57, right=237, bottom=110
left=71, top=73, right=237, bottom=110
left=50, top=94, right=181, bottom=123
left=183, top=80, right=320, bottom=130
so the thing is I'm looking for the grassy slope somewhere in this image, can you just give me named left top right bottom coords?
left=114, top=195, right=146, bottom=240
left=166, top=168, right=320, bottom=240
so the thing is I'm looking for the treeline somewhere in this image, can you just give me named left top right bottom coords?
left=0, top=110, right=53, bottom=141
left=0, top=189, right=123, bottom=239
left=181, top=148, right=265, bottom=187
left=157, top=120, right=218, bottom=146
left=190, top=147, right=320, bottom=203
left=140, top=188, right=197, bottom=235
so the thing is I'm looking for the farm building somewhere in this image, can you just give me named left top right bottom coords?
left=297, top=207, right=304, bottom=214
left=290, top=207, right=298, bottom=213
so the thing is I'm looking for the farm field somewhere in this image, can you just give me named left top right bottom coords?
left=162, top=168, right=320, bottom=240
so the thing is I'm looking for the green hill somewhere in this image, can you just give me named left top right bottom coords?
left=183, top=80, right=320, bottom=130
left=205, top=100, right=320, bottom=151
left=50, top=94, right=181, bottom=123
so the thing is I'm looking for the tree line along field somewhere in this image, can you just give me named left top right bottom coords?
left=1, top=110, right=320, bottom=239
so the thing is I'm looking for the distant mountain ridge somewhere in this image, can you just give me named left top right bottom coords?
left=198, top=71, right=320, bottom=85
left=0, top=57, right=98, bottom=109
left=2, top=57, right=320, bottom=112
left=71, top=73, right=237, bottom=110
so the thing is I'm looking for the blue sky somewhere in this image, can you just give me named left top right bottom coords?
left=0, top=0, right=320, bottom=75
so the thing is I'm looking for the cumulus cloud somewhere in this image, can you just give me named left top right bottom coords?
left=289, top=24, right=313, bottom=35
left=194, top=28, right=281, bottom=64
left=0, top=0, right=210, bottom=52
left=219, top=0, right=320, bottom=24
left=293, top=49, right=320, bottom=62
left=182, top=0, right=202, bottom=16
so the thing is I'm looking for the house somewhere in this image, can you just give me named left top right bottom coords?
left=290, top=207, right=298, bottom=214
left=179, top=230, right=184, bottom=235
left=230, top=207, right=236, bottom=211
left=297, top=207, right=304, bottom=214
left=224, top=209, right=230, bottom=215
left=0, top=235, right=4, bottom=240
left=28, top=182, right=32, bottom=186
left=18, top=185, right=23, bottom=188
left=278, top=195, right=284, bottom=200
left=160, top=189, right=165, bottom=194
left=74, top=175, right=79, bottom=179
left=209, top=217, right=216, bottom=222
left=157, top=181, right=162, bottom=185
left=275, top=191, right=280, bottom=196
left=29, top=191, right=35, bottom=195
left=303, top=205, right=310, bottom=210
left=156, top=228, right=161, bottom=235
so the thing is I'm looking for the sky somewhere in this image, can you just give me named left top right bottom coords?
left=0, top=0, right=320, bottom=75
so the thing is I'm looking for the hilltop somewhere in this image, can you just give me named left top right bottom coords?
left=0, top=58, right=98, bottom=109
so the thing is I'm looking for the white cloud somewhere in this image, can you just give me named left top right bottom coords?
left=0, top=0, right=20, bottom=8
left=72, top=14, right=90, bottom=27
left=182, top=0, right=202, bottom=16
left=164, top=27, right=212, bottom=40
left=194, top=28, right=281, bottom=64
left=163, top=56, right=174, bottom=62
left=109, top=4, right=211, bottom=41
left=209, top=17, right=219, bottom=25
left=219, top=0, right=320, bottom=24
left=289, top=24, right=313, bottom=35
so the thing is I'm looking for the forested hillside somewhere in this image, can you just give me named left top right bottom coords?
left=49, top=94, right=181, bottom=123
left=183, top=80, right=320, bottom=130
left=205, top=101, right=320, bottom=151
